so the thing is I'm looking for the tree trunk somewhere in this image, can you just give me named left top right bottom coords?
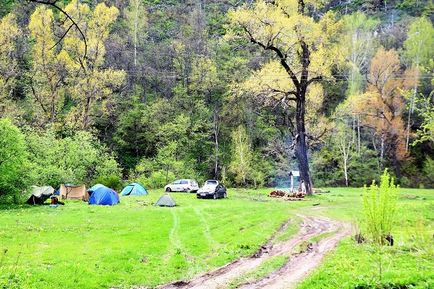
left=343, top=156, right=349, bottom=187
left=213, top=111, right=219, bottom=179
left=380, top=133, right=385, bottom=170
left=357, top=115, right=361, bottom=153
left=405, top=64, right=419, bottom=152
left=133, top=0, right=138, bottom=67
left=295, top=96, right=313, bottom=195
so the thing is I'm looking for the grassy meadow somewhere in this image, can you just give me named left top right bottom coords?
left=0, top=188, right=433, bottom=289
left=298, top=188, right=434, bottom=289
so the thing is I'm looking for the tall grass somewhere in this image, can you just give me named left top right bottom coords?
left=362, top=169, right=399, bottom=245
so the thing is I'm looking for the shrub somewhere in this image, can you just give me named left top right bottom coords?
left=136, top=170, right=175, bottom=189
left=362, top=169, right=399, bottom=245
left=92, top=175, right=123, bottom=192
left=0, top=119, right=31, bottom=204
left=423, top=157, right=434, bottom=187
left=26, top=130, right=121, bottom=187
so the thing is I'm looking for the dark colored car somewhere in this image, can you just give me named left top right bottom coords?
left=196, top=180, right=227, bottom=199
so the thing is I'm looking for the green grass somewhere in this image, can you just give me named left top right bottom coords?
left=0, top=187, right=432, bottom=289
left=298, top=188, right=434, bottom=289
left=0, top=189, right=311, bottom=289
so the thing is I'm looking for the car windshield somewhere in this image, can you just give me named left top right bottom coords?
left=173, top=180, right=181, bottom=184
left=205, top=180, right=218, bottom=185
left=180, top=180, right=189, bottom=184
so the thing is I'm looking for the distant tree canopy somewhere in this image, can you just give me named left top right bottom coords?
left=0, top=0, right=432, bottom=203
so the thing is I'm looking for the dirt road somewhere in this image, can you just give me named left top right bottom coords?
left=158, top=215, right=351, bottom=289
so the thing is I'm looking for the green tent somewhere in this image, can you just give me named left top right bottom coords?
left=155, top=194, right=176, bottom=207
left=26, top=186, right=54, bottom=205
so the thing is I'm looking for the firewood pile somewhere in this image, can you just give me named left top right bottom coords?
left=268, top=190, right=305, bottom=200
left=269, top=190, right=286, bottom=197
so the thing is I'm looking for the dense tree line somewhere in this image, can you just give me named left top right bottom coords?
left=0, top=0, right=433, bottom=202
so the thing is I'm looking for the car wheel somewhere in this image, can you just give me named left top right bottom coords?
left=166, top=187, right=172, bottom=192
left=223, top=192, right=227, bottom=198
left=213, top=193, right=217, bottom=199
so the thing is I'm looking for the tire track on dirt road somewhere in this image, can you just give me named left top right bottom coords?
left=157, top=215, right=351, bottom=289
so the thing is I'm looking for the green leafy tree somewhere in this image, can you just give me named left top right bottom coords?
left=341, top=12, right=379, bottom=97
left=229, top=125, right=253, bottom=185
left=403, top=17, right=434, bottom=151
left=26, top=130, right=121, bottom=186
left=113, top=97, right=154, bottom=169
left=125, top=0, right=148, bottom=68
left=0, top=118, right=30, bottom=203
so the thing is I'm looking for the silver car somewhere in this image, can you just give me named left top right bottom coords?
left=164, top=179, right=199, bottom=193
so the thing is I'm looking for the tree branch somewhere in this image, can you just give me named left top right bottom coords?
left=265, top=84, right=297, bottom=100
left=242, top=26, right=301, bottom=91
left=28, top=0, right=88, bottom=65
left=307, top=76, right=323, bottom=85
left=50, top=23, right=73, bottom=50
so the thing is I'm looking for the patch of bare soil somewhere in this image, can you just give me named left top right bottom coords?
left=156, top=215, right=351, bottom=289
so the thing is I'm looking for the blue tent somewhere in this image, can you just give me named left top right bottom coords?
left=121, top=183, right=148, bottom=196
left=88, top=185, right=119, bottom=206
left=88, top=183, right=105, bottom=193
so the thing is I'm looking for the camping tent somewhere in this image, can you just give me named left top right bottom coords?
left=121, top=183, right=148, bottom=196
left=88, top=184, right=105, bottom=194
left=88, top=185, right=119, bottom=206
left=155, top=194, right=176, bottom=207
left=26, top=186, right=54, bottom=205
left=59, top=184, right=88, bottom=201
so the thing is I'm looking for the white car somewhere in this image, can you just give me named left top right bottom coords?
left=164, top=179, right=199, bottom=193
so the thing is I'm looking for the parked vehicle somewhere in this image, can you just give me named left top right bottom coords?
left=196, top=180, right=227, bottom=199
left=164, top=179, right=199, bottom=193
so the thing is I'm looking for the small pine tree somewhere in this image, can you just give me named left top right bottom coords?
left=362, top=169, right=399, bottom=245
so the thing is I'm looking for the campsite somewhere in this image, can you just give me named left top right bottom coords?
left=1, top=0, right=433, bottom=289
left=1, top=188, right=433, bottom=289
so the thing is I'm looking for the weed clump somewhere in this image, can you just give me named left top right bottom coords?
left=362, top=169, right=399, bottom=246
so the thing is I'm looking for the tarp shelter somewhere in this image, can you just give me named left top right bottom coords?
left=60, top=184, right=88, bottom=201
left=121, top=183, right=148, bottom=196
left=155, top=194, right=176, bottom=207
left=88, top=185, right=119, bottom=206
left=26, top=186, right=54, bottom=205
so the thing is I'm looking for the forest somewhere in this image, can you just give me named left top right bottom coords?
left=0, top=0, right=433, bottom=202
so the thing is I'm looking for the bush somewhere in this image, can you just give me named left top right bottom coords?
left=423, top=157, right=434, bottom=187
left=136, top=170, right=175, bottom=189
left=131, top=142, right=199, bottom=189
left=92, top=175, right=123, bottom=192
left=26, top=130, right=121, bottom=187
left=362, top=169, right=399, bottom=245
left=0, top=119, right=31, bottom=204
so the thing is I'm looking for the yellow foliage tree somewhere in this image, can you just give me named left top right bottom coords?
left=0, top=14, right=21, bottom=118
left=59, top=0, right=125, bottom=129
left=28, top=6, right=68, bottom=126
left=351, top=48, right=415, bottom=175
left=227, top=0, right=343, bottom=194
